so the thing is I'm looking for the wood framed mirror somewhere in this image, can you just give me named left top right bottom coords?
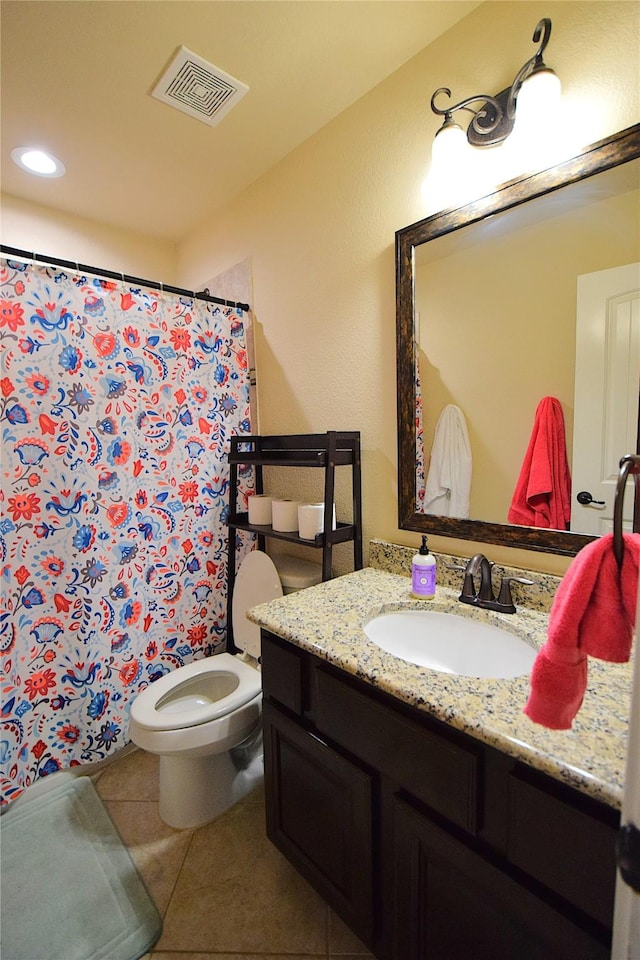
left=396, top=124, right=640, bottom=556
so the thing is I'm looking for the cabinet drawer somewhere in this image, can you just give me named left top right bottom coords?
left=315, top=667, right=480, bottom=833
left=261, top=633, right=304, bottom=715
left=507, top=771, right=618, bottom=928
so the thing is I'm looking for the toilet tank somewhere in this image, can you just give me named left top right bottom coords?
left=272, top=554, right=322, bottom=594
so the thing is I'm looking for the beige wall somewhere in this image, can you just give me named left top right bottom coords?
left=177, top=0, right=639, bottom=575
left=2, top=1, right=638, bottom=575
left=1, top=194, right=176, bottom=282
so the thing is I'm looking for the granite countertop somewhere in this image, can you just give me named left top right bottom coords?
left=248, top=566, right=633, bottom=809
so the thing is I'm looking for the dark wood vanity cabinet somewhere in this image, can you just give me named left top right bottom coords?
left=261, top=631, right=619, bottom=960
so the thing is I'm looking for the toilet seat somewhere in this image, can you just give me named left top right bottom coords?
left=130, top=654, right=261, bottom=731
left=232, top=550, right=283, bottom=657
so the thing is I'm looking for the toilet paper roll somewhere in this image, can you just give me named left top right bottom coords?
left=298, top=503, right=337, bottom=540
left=271, top=499, right=299, bottom=532
left=247, top=494, right=272, bottom=526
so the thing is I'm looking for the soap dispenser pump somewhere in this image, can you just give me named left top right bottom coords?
left=411, top=535, right=436, bottom=599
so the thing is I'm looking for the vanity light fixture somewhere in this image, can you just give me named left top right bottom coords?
left=11, top=146, right=66, bottom=178
left=430, top=18, right=560, bottom=167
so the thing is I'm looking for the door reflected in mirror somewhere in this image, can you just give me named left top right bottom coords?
left=396, top=125, right=640, bottom=556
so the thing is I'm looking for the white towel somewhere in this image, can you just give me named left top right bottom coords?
left=424, top=404, right=472, bottom=518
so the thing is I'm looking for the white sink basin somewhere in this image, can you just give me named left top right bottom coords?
left=364, top=608, right=537, bottom=678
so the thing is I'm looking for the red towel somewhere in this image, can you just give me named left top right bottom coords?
left=508, top=397, right=571, bottom=530
left=524, top=533, right=639, bottom=730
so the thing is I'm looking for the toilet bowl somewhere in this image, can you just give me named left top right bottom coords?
left=128, top=550, right=317, bottom=829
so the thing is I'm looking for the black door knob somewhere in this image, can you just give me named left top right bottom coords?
left=576, top=490, right=606, bottom=506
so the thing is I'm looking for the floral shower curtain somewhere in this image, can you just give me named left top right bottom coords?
left=0, top=257, right=254, bottom=805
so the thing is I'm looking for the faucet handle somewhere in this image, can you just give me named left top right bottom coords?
left=459, top=569, right=476, bottom=601
left=496, top=576, right=534, bottom=613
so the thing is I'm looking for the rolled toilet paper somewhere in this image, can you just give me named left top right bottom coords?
left=271, top=499, right=299, bottom=532
left=298, top=502, right=336, bottom=540
left=247, top=494, right=272, bottom=525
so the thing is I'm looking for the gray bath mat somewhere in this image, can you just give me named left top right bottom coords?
left=1, top=774, right=162, bottom=960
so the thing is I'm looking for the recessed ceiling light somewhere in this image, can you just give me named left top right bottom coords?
left=11, top=146, right=66, bottom=178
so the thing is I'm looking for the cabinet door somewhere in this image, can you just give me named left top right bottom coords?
left=507, top=770, right=617, bottom=928
left=315, top=665, right=480, bottom=833
left=393, top=797, right=609, bottom=960
left=263, top=700, right=374, bottom=946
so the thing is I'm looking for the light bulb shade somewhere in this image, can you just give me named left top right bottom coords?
left=431, top=121, right=468, bottom=173
left=514, top=67, right=561, bottom=134
left=426, top=120, right=479, bottom=208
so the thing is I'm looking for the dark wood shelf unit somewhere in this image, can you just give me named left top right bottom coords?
left=226, top=431, right=363, bottom=651
left=227, top=515, right=359, bottom=548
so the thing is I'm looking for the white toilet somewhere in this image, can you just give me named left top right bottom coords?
left=128, top=550, right=320, bottom=829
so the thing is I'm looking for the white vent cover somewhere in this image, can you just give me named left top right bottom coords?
left=151, top=46, right=249, bottom=127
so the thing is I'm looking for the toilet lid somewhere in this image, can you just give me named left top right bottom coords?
left=232, top=550, right=283, bottom=657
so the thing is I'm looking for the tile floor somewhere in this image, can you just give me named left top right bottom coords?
left=93, top=748, right=375, bottom=960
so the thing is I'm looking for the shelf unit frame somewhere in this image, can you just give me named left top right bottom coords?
left=226, top=431, right=363, bottom=652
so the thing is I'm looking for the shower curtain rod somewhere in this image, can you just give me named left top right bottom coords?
left=0, top=244, right=251, bottom=313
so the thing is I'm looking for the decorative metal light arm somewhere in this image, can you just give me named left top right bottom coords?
left=430, top=87, right=505, bottom=138
left=505, top=18, right=553, bottom=121
left=430, top=18, right=556, bottom=148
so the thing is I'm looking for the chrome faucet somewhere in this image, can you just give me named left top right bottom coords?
left=459, top=553, right=533, bottom=614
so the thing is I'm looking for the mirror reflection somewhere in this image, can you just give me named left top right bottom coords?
left=396, top=126, right=640, bottom=555
left=416, top=159, right=639, bottom=531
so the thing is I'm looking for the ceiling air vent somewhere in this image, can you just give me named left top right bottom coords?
left=151, top=46, right=249, bottom=127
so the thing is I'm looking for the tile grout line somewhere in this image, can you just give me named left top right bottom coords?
left=95, top=751, right=372, bottom=958
left=156, top=822, right=198, bottom=921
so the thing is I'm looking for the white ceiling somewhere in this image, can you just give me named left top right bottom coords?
left=0, top=1, right=479, bottom=242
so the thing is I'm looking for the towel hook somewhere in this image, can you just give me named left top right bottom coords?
left=613, top=454, right=640, bottom=568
